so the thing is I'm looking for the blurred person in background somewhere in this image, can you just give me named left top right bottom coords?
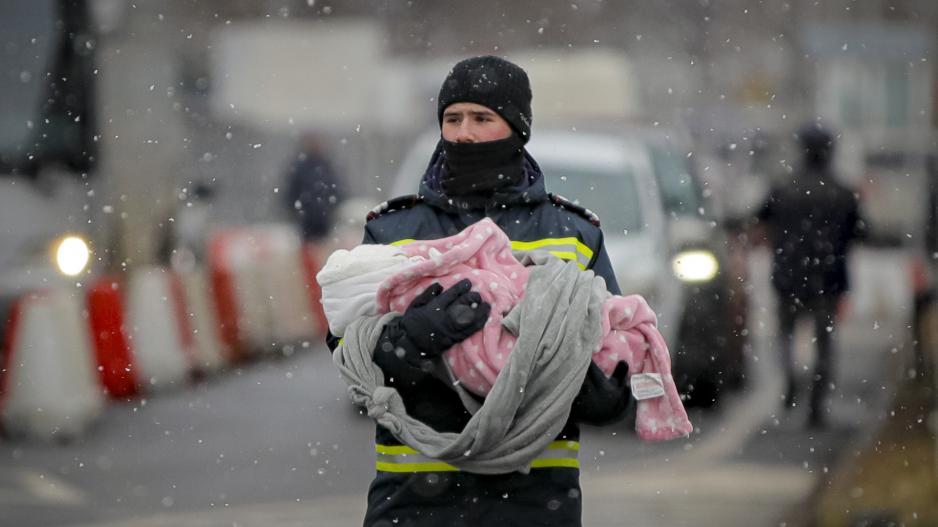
left=283, top=132, right=344, bottom=242
left=329, top=55, right=631, bottom=527
left=157, top=179, right=217, bottom=271
left=755, top=122, right=866, bottom=429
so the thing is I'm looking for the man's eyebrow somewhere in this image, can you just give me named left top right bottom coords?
left=443, top=109, right=497, bottom=118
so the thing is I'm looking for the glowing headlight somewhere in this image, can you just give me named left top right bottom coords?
left=54, top=236, right=91, bottom=277
left=671, top=250, right=718, bottom=283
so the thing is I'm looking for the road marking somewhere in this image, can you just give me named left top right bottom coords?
left=675, top=334, right=783, bottom=469
left=64, top=494, right=367, bottom=527
left=582, top=462, right=813, bottom=501
left=17, top=470, right=86, bottom=506
left=0, top=487, right=44, bottom=507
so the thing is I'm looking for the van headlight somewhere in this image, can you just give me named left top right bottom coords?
left=671, top=250, right=718, bottom=283
left=53, top=235, right=91, bottom=277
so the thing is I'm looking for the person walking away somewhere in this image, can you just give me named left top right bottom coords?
left=755, top=122, right=866, bottom=428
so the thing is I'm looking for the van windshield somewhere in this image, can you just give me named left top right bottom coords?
left=648, top=144, right=704, bottom=218
left=0, top=0, right=95, bottom=176
left=542, top=165, right=644, bottom=235
left=0, top=1, right=56, bottom=171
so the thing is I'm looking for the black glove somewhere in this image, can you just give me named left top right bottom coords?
left=570, top=362, right=632, bottom=426
left=373, top=279, right=491, bottom=382
left=398, top=279, right=491, bottom=355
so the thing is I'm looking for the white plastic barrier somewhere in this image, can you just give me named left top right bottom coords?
left=208, top=229, right=274, bottom=359
left=845, top=247, right=915, bottom=325
left=176, top=269, right=228, bottom=374
left=208, top=224, right=322, bottom=358
left=1, top=289, right=104, bottom=441
left=255, top=225, right=318, bottom=348
left=125, top=267, right=194, bottom=390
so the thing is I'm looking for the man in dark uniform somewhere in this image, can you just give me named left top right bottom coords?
left=328, top=56, right=631, bottom=526
left=756, top=122, right=866, bottom=428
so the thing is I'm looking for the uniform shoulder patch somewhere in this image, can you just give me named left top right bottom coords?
left=548, top=193, right=601, bottom=227
left=366, top=194, right=423, bottom=222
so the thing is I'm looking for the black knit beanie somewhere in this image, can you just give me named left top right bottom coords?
left=437, top=56, right=533, bottom=143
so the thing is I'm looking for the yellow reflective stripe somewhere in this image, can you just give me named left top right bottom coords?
left=510, top=238, right=594, bottom=261
left=530, top=458, right=581, bottom=469
left=515, top=243, right=590, bottom=269
left=376, top=461, right=460, bottom=473
left=375, top=444, right=419, bottom=455
left=374, top=441, right=580, bottom=472
left=546, top=440, right=580, bottom=451
left=387, top=238, right=594, bottom=269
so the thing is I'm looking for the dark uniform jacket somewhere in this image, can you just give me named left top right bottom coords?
left=284, top=151, right=343, bottom=240
left=757, top=167, right=865, bottom=303
left=330, top=145, right=630, bottom=527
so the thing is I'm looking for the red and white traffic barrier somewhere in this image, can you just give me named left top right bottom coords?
left=208, top=229, right=273, bottom=360
left=208, top=224, right=324, bottom=358
left=1, top=289, right=104, bottom=441
left=0, top=219, right=340, bottom=442
left=125, top=267, right=195, bottom=390
left=255, top=225, right=318, bottom=349
left=300, top=244, right=331, bottom=337
left=176, top=269, right=228, bottom=374
left=87, top=277, right=139, bottom=398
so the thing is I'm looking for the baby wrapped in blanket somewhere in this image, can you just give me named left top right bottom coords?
left=317, top=218, right=692, bottom=441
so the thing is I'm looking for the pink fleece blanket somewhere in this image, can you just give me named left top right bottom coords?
left=375, top=218, right=692, bottom=441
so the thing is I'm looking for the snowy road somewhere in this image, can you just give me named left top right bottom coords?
left=0, top=248, right=909, bottom=526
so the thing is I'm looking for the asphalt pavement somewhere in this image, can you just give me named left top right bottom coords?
left=0, top=248, right=911, bottom=527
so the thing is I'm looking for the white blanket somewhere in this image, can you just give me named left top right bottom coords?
left=316, top=244, right=416, bottom=336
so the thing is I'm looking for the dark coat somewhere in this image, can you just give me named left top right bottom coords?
left=283, top=151, right=342, bottom=240
left=757, top=167, right=865, bottom=303
left=332, top=145, right=630, bottom=527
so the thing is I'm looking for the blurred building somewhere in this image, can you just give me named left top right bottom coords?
left=83, top=0, right=938, bottom=264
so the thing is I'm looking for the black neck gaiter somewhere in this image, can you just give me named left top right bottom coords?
left=440, top=133, right=525, bottom=197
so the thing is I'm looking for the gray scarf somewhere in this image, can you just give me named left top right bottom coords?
left=332, top=253, right=609, bottom=474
